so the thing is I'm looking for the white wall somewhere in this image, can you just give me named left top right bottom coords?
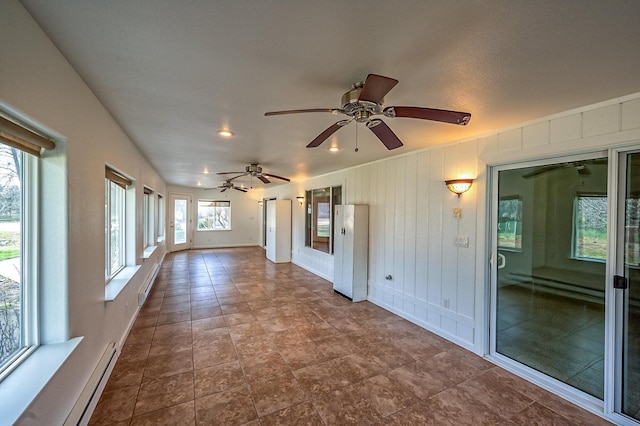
left=264, top=93, right=640, bottom=354
left=167, top=185, right=264, bottom=249
left=0, top=1, right=167, bottom=423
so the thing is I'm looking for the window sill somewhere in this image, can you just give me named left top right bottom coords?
left=105, top=265, right=141, bottom=301
left=196, top=229, right=232, bottom=232
left=0, top=337, right=83, bottom=425
left=142, top=245, right=158, bottom=259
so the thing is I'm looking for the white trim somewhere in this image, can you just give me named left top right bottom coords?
left=104, top=265, right=141, bottom=302
left=0, top=337, right=83, bottom=425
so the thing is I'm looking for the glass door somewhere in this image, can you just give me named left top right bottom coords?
left=491, top=154, right=609, bottom=399
left=615, top=151, right=640, bottom=421
left=170, top=193, right=191, bottom=252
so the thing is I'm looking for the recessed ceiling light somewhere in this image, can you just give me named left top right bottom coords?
left=328, top=147, right=340, bottom=152
left=217, top=130, right=234, bottom=138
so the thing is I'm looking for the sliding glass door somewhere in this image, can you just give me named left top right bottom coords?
left=492, top=155, right=608, bottom=399
left=615, top=151, right=640, bottom=421
left=491, top=150, right=640, bottom=423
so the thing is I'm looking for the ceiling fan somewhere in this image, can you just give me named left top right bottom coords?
left=210, top=180, right=248, bottom=193
left=264, top=73, right=471, bottom=150
left=217, top=162, right=290, bottom=184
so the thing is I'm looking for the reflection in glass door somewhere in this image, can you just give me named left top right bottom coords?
left=493, top=156, right=608, bottom=399
left=617, top=152, right=640, bottom=421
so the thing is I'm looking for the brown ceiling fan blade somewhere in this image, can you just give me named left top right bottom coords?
left=366, top=119, right=403, bottom=150
left=263, top=173, right=291, bottom=182
left=306, top=121, right=347, bottom=148
left=233, top=187, right=248, bottom=192
left=257, top=175, right=271, bottom=184
left=265, top=108, right=337, bottom=116
left=220, top=188, right=227, bottom=192
left=386, top=106, right=471, bottom=125
left=358, top=74, right=399, bottom=104
left=217, top=171, right=244, bottom=175
left=226, top=173, right=246, bottom=182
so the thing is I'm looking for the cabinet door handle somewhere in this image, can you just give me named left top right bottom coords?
left=341, top=227, right=346, bottom=235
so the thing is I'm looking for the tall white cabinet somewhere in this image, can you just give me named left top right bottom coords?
left=333, top=204, right=369, bottom=301
left=265, top=199, right=291, bottom=263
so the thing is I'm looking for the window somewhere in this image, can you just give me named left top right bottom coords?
left=142, top=187, right=153, bottom=249
left=498, top=196, right=522, bottom=250
left=0, top=114, right=56, bottom=378
left=157, top=194, right=165, bottom=242
left=573, top=194, right=607, bottom=261
left=305, top=185, right=342, bottom=254
left=105, top=167, right=131, bottom=281
left=198, top=200, right=231, bottom=230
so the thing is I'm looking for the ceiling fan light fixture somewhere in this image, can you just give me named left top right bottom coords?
left=217, top=130, right=234, bottom=138
left=445, top=179, right=474, bottom=197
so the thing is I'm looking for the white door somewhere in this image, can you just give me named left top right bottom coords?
left=170, top=193, right=191, bottom=252
left=333, top=205, right=345, bottom=295
left=266, top=199, right=276, bottom=261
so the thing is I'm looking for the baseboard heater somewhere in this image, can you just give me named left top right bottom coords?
left=138, top=263, right=160, bottom=306
left=64, top=342, right=117, bottom=426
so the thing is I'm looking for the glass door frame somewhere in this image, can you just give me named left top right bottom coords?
left=609, top=146, right=640, bottom=424
left=487, top=150, right=611, bottom=415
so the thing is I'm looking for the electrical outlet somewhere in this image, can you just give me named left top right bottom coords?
left=453, top=207, right=462, bottom=219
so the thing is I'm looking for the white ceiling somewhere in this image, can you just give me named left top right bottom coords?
left=20, top=0, right=640, bottom=188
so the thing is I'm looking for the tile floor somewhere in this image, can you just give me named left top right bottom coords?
left=89, top=247, right=612, bottom=425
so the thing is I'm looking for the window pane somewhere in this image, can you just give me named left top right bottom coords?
left=0, top=146, right=22, bottom=369
left=109, top=181, right=125, bottom=275
left=312, top=188, right=330, bottom=253
left=157, top=195, right=165, bottom=240
left=305, top=190, right=311, bottom=247
left=197, top=200, right=230, bottom=230
left=174, top=199, right=187, bottom=244
left=143, top=193, right=149, bottom=248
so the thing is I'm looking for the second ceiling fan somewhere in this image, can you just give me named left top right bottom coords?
left=217, top=162, right=290, bottom=184
left=265, top=73, right=471, bottom=150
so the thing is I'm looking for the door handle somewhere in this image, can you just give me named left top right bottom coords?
left=497, top=253, right=506, bottom=269
left=614, top=275, right=628, bottom=289
left=341, top=227, right=346, bottom=235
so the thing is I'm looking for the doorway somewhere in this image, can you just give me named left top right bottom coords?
left=169, top=193, right=191, bottom=252
left=490, top=150, right=640, bottom=423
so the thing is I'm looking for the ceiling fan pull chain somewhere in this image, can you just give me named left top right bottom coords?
left=355, top=122, right=359, bottom=153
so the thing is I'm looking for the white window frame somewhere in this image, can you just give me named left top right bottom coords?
left=157, top=193, right=165, bottom=242
left=0, top=149, right=38, bottom=381
left=105, top=170, right=129, bottom=282
left=142, top=187, right=154, bottom=249
left=197, top=200, right=231, bottom=231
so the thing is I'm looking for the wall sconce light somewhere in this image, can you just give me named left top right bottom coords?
left=258, top=201, right=263, bottom=206
left=296, top=196, right=305, bottom=205
left=445, top=179, right=474, bottom=198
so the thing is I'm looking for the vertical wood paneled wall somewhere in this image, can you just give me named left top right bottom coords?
left=264, top=94, right=640, bottom=354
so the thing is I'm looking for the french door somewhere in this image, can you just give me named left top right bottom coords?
left=169, top=193, right=191, bottom=252
left=490, top=148, right=640, bottom=423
